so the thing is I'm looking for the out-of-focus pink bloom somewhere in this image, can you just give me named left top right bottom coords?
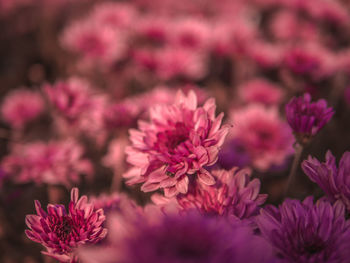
left=284, top=45, right=336, bottom=78
left=44, top=78, right=93, bottom=123
left=156, top=48, right=207, bottom=80
left=125, top=90, right=229, bottom=197
left=91, top=2, right=136, bottom=29
left=136, top=17, right=172, bottom=45
left=247, top=42, right=284, bottom=68
left=269, top=10, right=318, bottom=41
left=1, top=89, right=44, bottom=129
left=25, top=188, right=107, bottom=263
left=61, top=20, right=125, bottom=65
left=153, top=167, right=267, bottom=220
left=171, top=18, right=210, bottom=50
left=285, top=93, right=334, bottom=144
left=103, top=102, right=139, bottom=129
left=238, top=78, right=284, bottom=106
left=230, top=104, right=294, bottom=171
left=2, top=140, right=93, bottom=187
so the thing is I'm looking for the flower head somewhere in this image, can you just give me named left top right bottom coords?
left=80, top=208, right=273, bottom=263
left=256, top=197, right=350, bottom=263
left=1, top=89, right=44, bottom=129
left=25, top=188, right=107, bottom=262
left=153, top=168, right=267, bottom=221
left=230, top=104, right=294, bottom=171
left=1, top=140, right=92, bottom=187
left=302, top=151, right=350, bottom=211
left=285, top=93, right=334, bottom=144
left=125, top=90, right=229, bottom=197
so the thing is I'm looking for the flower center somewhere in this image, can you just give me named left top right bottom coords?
left=155, top=122, right=190, bottom=153
left=51, top=216, right=74, bottom=241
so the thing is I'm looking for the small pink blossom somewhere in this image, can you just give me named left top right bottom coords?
left=25, top=188, right=107, bottom=263
left=2, top=140, right=93, bottom=187
left=238, top=78, right=284, bottom=106
left=1, top=89, right=44, bottom=129
left=125, top=90, right=229, bottom=197
left=230, top=104, right=294, bottom=171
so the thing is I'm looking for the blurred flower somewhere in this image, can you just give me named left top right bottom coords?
left=256, top=197, right=350, bottom=263
left=2, top=140, right=92, bottom=187
left=61, top=20, right=125, bottom=65
left=80, top=208, right=273, bottom=263
left=153, top=167, right=267, bottom=221
left=230, top=104, right=294, bottom=171
left=238, top=78, right=284, bottom=106
left=171, top=18, right=210, bottom=50
left=125, top=90, right=229, bottom=197
left=285, top=93, right=334, bottom=145
left=25, top=188, right=107, bottom=263
left=217, top=138, right=251, bottom=169
left=1, top=89, right=44, bottom=129
left=302, top=151, right=350, bottom=211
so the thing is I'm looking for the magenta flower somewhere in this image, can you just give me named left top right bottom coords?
left=1, top=140, right=92, bottom=187
left=125, top=90, right=229, bottom=197
left=285, top=93, right=334, bottom=144
left=238, top=78, right=284, bottom=106
left=230, top=104, right=294, bottom=171
left=1, top=89, right=44, bottom=129
left=153, top=168, right=267, bottom=220
left=80, top=209, right=273, bottom=263
left=302, top=151, right=350, bottom=211
left=256, top=197, right=350, bottom=263
left=25, top=188, right=107, bottom=263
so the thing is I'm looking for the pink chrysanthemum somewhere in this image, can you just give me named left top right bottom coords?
left=230, top=104, right=294, bottom=171
left=238, top=78, right=284, bottom=106
left=25, top=188, right=107, bottom=263
left=1, top=89, right=44, bottom=129
left=125, top=90, right=229, bottom=197
left=2, top=140, right=92, bottom=187
left=153, top=167, right=267, bottom=220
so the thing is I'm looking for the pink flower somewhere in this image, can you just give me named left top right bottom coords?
left=1, top=89, right=44, bottom=129
left=171, top=18, right=210, bottom=50
left=2, top=140, right=93, bottom=187
left=230, top=104, right=294, bottom=171
left=238, top=78, right=284, bottom=106
left=125, top=90, right=229, bottom=197
left=153, top=167, right=267, bottom=220
left=25, top=188, right=107, bottom=263
left=156, top=47, right=207, bottom=80
left=136, top=16, right=171, bottom=45
left=61, top=20, right=125, bottom=65
left=91, top=2, right=136, bottom=29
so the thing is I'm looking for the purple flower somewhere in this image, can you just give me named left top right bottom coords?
left=256, top=197, right=350, bottom=263
left=302, top=151, right=350, bottom=211
left=285, top=93, right=334, bottom=144
left=80, top=209, right=273, bottom=263
left=25, top=188, right=107, bottom=262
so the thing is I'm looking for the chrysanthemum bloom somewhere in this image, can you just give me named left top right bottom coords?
left=61, top=20, right=125, bottom=65
left=79, top=209, right=273, bottom=263
left=171, top=18, right=210, bottom=50
left=25, top=188, right=107, bottom=263
left=302, top=151, right=350, bottom=211
left=125, top=90, right=229, bottom=197
left=1, top=140, right=92, bottom=186
left=153, top=168, right=267, bottom=220
left=285, top=93, right=334, bottom=145
left=230, top=104, right=294, bottom=171
left=1, top=89, right=44, bottom=129
left=238, top=78, right=284, bottom=106
left=256, top=197, right=350, bottom=263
